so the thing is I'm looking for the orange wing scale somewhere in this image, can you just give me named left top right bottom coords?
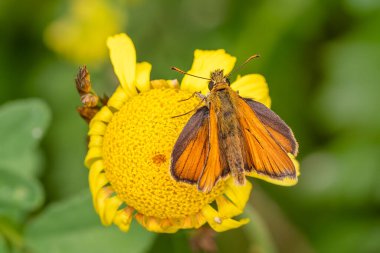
left=265, top=126, right=295, bottom=154
left=243, top=98, right=298, bottom=156
left=172, top=122, right=209, bottom=183
left=197, top=106, right=223, bottom=192
left=171, top=106, right=223, bottom=192
left=237, top=98, right=297, bottom=185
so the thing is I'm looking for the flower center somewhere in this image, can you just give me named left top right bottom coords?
left=102, top=88, right=226, bottom=219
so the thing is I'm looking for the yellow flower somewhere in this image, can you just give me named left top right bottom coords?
left=84, top=33, right=293, bottom=233
left=44, top=0, right=124, bottom=64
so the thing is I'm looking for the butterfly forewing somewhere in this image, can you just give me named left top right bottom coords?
left=170, top=104, right=225, bottom=193
left=171, top=107, right=210, bottom=184
left=243, top=98, right=298, bottom=155
left=237, top=98, right=297, bottom=185
left=197, top=105, right=224, bottom=192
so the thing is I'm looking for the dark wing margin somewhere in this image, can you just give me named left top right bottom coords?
left=170, top=106, right=210, bottom=184
left=243, top=98, right=298, bottom=155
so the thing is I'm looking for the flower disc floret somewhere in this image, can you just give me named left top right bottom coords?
left=102, top=88, right=226, bottom=218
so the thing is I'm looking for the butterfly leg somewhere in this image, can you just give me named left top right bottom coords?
left=195, top=92, right=206, bottom=100
left=172, top=95, right=207, bottom=118
left=178, top=91, right=205, bottom=102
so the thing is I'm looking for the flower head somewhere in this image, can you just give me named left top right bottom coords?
left=84, top=33, right=297, bottom=233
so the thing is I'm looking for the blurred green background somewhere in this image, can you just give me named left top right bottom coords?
left=1, top=0, right=380, bottom=252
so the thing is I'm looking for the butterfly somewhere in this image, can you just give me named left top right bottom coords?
left=170, top=55, right=298, bottom=193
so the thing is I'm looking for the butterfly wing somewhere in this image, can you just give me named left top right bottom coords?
left=170, top=104, right=224, bottom=193
left=237, top=98, right=298, bottom=186
left=197, top=104, right=224, bottom=192
left=170, top=106, right=210, bottom=184
left=243, top=98, right=298, bottom=155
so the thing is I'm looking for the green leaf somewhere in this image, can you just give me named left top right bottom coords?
left=25, top=191, right=156, bottom=253
left=0, top=149, right=43, bottom=178
left=0, top=99, right=51, bottom=176
left=0, top=169, right=44, bottom=212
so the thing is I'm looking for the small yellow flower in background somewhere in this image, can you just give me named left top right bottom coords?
left=44, top=0, right=124, bottom=64
left=84, top=33, right=296, bottom=233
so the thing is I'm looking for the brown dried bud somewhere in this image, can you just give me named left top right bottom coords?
left=80, top=93, right=99, bottom=107
left=75, top=66, right=92, bottom=94
left=76, top=106, right=99, bottom=123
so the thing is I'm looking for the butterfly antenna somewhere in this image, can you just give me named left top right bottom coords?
left=171, top=67, right=211, bottom=81
left=226, top=54, right=260, bottom=78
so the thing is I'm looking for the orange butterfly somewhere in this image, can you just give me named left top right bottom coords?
left=170, top=56, right=298, bottom=193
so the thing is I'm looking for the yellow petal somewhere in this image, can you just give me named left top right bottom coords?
left=195, top=212, right=207, bottom=228
left=289, top=153, right=300, bottom=176
left=209, top=218, right=250, bottom=232
left=88, top=121, right=107, bottom=136
left=181, top=49, right=236, bottom=94
left=166, top=79, right=179, bottom=89
left=107, top=33, right=137, bottom=96
left=107, top=86, right=129, bottom=110
left=84, top=147, right=102, bottom=167
left=230, top=74, right=271, bottom=108
left=89, top=160, right=106, bottom=195
left=91, top=106, right=113, bottom=125
left=95, top=186, right=113, bottom=224
left=224, top=180, right=252, bottom=210
left=142, top=216, right=162, bottom=232
left=247, top=170, right=298, bottom=186
left=158, top=219, right=180, bottom=233
left=202, top=205, right=249, bottom=232
left=88, top=135, right=103, bottom=148
left=216, top=196, right=242, bottom=217
left=89, top=172, right=108, bottom=210
left=178, top=216, right=192, bottom=229
left=135, top=215, right=179, bottom=233
left=114, top=207, right=134, bottom=232
left=135, top=62, right=152, bottom=92
left=150, top=79, right=179, bottom=89
left=178, top=212, right=207, bottom=229
left=102, top=196, right=123, bottom=225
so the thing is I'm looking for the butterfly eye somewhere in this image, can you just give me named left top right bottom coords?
left=208, top=81, right=215, bottom=90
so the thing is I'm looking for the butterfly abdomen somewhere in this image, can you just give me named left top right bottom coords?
left=210, top=88, right=246, bottom=185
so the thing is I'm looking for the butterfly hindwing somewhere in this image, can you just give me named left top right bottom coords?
left=237, top=98, right=297, bottom=185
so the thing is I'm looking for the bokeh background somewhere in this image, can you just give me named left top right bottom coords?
left=1, top=0, right=380, bottom=252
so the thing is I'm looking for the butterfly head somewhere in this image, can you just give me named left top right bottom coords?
left=208, top=69, right=230, bottom=90
left=171, top=54, right=259, bottom=91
